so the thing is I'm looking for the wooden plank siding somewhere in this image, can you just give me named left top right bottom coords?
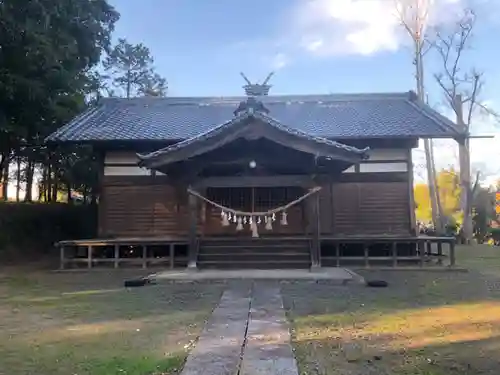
left=99, top=177, right=197, bottom=238
left=318, top=181, right=411, bottom=236
left=98, top=147, right=413, bottom=238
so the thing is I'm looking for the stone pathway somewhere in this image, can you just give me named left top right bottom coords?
left=180, top=281, right=298, bottom=375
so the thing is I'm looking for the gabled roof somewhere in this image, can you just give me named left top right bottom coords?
left=137, top=103, right=369, bottom=169
left=45, top=91, right=461, bottom=143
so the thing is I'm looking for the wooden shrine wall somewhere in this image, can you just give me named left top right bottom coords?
left=98, top=148, right=413, bottom=238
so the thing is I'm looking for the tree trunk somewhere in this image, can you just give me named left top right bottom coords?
left=40, top=166, right=48, bottom=202
left=24, top=160, right=34, bottom=202
left=51, top=168, right=58, bottom=202
left=414, top=41, right=443, bottom=233
left=66, top=182, right=72, bottom=204
left=47, top=163, right=52, bottom=202
left=126, top=69, right=131, bottom=99
left=454, top=95, right=473, bottom=244
left=2, top=161, right=9, bottom=201
left=15, top=156, right=21, bottom=202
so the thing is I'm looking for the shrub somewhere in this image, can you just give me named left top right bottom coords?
left=0, top=202, right=97, bottom=257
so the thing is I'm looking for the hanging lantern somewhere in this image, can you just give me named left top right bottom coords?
left=220, top=210, right=225, bottom=217
left=272, top=213, right=276, bottom=222
left=243, top=217, right=247, bottom=225
left=257, top=217, right=262, bottom=224
left=228, top=212, right=232, bottom=221
left=281, top=211, right=288, bottom=226
left=233, top=215, right=237, bottom=223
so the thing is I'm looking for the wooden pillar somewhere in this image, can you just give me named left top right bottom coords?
left=59, top=245, right=65, bottom=270
left=418, top=240, right=425, bottom=267
left=308, top=192, right=321, bottom=269
left=114, top=244, right=119, bottom=269
left=87, top=245, right=93, bottom=269
left=392, top=242, right=398, bottom=267
left=335, top=243, right=340, bottom=267
left=169, top=243, right=174, bottom=269
left=437, top=242, right=443, bottom=266
left=449, top=240, right=456, bottom=267
left=187, top=190, right=198, bottom=270
left=142, top=245, right=147, bottom=269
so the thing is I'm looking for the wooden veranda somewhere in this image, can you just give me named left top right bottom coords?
left=57, top=235, right=456, bottom=270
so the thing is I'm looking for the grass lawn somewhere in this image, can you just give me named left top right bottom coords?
left=283, top=244, right=500, bottom=375
left=0, top=269, right=224, bottom=375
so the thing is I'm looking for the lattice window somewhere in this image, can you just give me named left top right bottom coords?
left=206, top=187, right=303, bottom=211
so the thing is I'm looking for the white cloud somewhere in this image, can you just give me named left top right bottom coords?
left=268, top=53, right=289, bottom=70
left=288, top=0, right=475, bottom=57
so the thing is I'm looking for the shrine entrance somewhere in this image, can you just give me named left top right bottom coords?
left=202, top=186, right=306, bottom=236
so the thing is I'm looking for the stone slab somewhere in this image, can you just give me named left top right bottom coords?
left=240, top=282, right=299, bottom=375
left=153, top=268, right=358, bottom=284
left=180, top=286, right=251, bottom=375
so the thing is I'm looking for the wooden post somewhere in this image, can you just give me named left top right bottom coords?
left=87, top=245, right=93, bottom=269
left=142, top=245, right=147, bottom=269
left=308, top=193, right=321, bottom=269
left=114, top=244, right=119, bottom=269
left=335, top=243, right=340, bottom=267
left=392, top=242, right=398, bottom=267
left=187, top=190, right=198, bottom=270
left=59, top=245, right=65, bottom=270
left=449, top=240, right=456, bottom=267
left=169, top=243, right=174, bottom=269
left=419, top=240, right=425, bottom=267
left=437, top=241, right=443, bottom=266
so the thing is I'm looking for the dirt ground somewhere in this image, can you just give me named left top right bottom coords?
left=282, top=245, right=500, bottom=375
left=0, top=269, right=224, bottom=375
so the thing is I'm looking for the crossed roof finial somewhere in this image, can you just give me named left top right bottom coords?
left=240, top=72, right=274, bottom=96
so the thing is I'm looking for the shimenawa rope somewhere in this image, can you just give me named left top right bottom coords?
left=186, top=186, right=322, bottom=217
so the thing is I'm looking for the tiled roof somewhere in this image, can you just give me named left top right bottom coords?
left=46, top=91, right=460, bottom=142
left=138, top=109, right=369, bottom=164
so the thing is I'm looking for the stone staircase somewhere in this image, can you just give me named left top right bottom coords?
left=197, top=237, right=312, bottom=269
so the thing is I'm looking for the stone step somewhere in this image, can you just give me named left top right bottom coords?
left=198, top=253, right=311, bottom=262
left=198, top=260, right=311, bottom=270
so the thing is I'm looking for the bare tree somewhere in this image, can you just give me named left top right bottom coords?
left=430, top=9, right=499, bottom=243
left=394, top=0, right=444, bottom=233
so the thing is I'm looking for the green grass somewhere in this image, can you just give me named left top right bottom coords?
left=0, top=270, right=224, bottom=375
left=282, top=245, right=500, bottom=375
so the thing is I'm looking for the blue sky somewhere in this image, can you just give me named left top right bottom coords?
left=109, top=0, right=500, bottom=182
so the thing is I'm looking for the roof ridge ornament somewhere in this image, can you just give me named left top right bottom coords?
left=240, top=72, right=274, bottom=96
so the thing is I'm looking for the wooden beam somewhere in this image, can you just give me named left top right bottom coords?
left=195, top=175, right=316, bottom=188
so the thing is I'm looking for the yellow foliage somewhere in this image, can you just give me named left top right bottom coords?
left=414, top=168, right=462, bottom=223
